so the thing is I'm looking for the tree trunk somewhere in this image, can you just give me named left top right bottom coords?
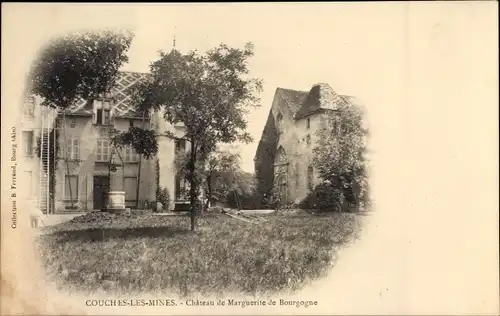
left=62, top=112, right=75, bottom=208
left=188, top=140, right=198, bottom=231
left=206, top=175, right=213, bottom=209
left=135, top=111, right=146, bottom=209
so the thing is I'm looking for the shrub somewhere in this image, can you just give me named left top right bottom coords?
left=299, top=183, right=341, bottom=211
left=255, top=190, right=275, bottom=210
left=155, top=187, right=170, bottom=212
left=299, top=181, right=362, bottom=212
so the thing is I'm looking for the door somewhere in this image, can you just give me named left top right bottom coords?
left=93, top=176, right=110, bottom=210
left=275, top=172, right=288, bottom=206
left=278, top=177, right=287, bottom=205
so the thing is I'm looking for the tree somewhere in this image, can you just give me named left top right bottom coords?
left=204, top=149, right=241, bottom=207
left=28, top=29, right=134, bottom=109
left=312, top=99, right=369, bottom=211
left=176, top=148, right=257, bottom=210
left=131, top=43, right=262, bottom=231
left=28, top=29, right=134, bottom=210
left=225, top=170, right=258, bottom=210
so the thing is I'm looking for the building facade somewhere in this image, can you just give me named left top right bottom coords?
left=18, top=95, right=57, bottom=211
left=254, top=83, right=355, bottom=205
left=21, top=71, right=189, bottom=213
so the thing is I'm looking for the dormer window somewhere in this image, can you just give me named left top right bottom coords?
left=93, top=99, right=112, bottom=125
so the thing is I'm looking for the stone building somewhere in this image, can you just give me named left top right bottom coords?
left=18, top=95, right=57, bottom=212
left=254, top=83, right=355, bottom=205
left=20, top=71, right=189, bottom=213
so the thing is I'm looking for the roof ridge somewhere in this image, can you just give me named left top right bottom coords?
left=275, top=88, right=308, bottom=116
left=276, top=87, right=308, bottom=93
left=118, top=70, right=151, bottom=75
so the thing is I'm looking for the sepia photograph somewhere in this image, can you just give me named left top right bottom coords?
left=2, top=2, right=498, bottom=315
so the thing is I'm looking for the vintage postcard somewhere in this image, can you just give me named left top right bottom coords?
left=1, top=3, right=498, bottom=315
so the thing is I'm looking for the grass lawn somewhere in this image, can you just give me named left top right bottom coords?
left=35, top=211, right=363, bottom=297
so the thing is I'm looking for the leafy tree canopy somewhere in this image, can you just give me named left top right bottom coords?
left=132, top=43, right=262, bottom=230
left=312, top=100, right=369, bottom=208
left=28, top=29, right=134, bottom=109
left=132, top=42, right=262, bottom=148
left=112, top=126, right=158, bottom=159
left=205, top=149, right=242, bottom=202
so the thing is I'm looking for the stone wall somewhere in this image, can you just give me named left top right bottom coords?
left=255, top=93, right=326, bottom=206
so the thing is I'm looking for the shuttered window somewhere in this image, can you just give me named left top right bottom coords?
left=96, top=139, right=110, bottom=162
left=124, top=177, right=137, bottom=201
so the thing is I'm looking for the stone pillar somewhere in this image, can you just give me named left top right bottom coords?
left=106, top=172, right=126, bottom=213
left=107, top=191, right=126, bottom=209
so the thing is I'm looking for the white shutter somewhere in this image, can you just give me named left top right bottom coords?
left=124, top=177, right=137, bottom=201
left=74, top=139, right=80, bottom=160
left=96, top=140, right=102, bottom=161
left=92, top=101, right=98, bottom=124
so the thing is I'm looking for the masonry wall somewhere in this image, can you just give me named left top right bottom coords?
left=18, top=97, right=57, bottom=211
left=254, top=112, right=278, bottom=202
left=53, top=115, right=156, bottom=211
left=262, top=104, right=327, bottom=204
left=155, top=110, right=189, bottom=211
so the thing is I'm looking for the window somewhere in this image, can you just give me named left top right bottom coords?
left=24, top=171, right=33, bottom=197
left=70, top=118, right=77, bottom=128
left=175, top=175, right=181, bottom=199
left=307, top=166, right=314, bottom=191
left=65, top=137, right=80, bottom=160
left=64, top=175, right=79, bottom=201
left=94, top=100, right=112, bottom=125
left=24, top=96, right=35, bottom=116
left=124, top=146, right=140, bottom=163
left=175, top=139, right=186, bottom=153
left=96, top=139, right=111, bottom=162
left=124, top=177, right=138, bottom=201
left=320, top=116, right=326, bottom=129
left=149, top=116, right=156, bottom=129
left=175, top=174, right=187, bottom=200
left=277, top=113, right=283, bottom=134
left=22, top=131, right=34, bottom=157
left=307, top=117, right=310, bottom=129
left=306, top=134, right=311, bottom=146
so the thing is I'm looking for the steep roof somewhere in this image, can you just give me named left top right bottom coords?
left=67, top=71, right=150, bottom=118
left=276, top=88, right=309, bottom=115
left=294, top=83, right=353, bottom=119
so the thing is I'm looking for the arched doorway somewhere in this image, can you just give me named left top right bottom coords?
left=274, top=146, right=289, bottom=205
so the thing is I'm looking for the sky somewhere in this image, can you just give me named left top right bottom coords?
left=119, top=3, right=409, bottom=173
left=2, top=3, right=409, bottom=172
